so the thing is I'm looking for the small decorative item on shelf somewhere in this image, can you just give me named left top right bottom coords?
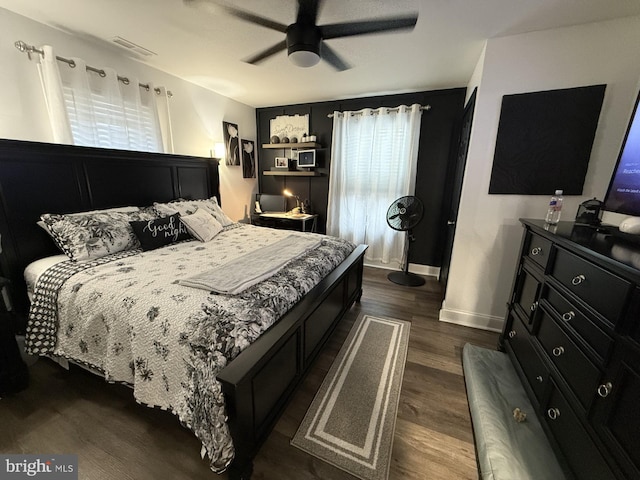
left=290, top=136, right=298, bottom=143
left=309, top=134, right=317, bottom=142
left=270, top=135, right=280, bottom=144
left=301, top=133, right=308, bottom=143
left=575, top=198, right=603, bottom=225
left=281, top=136, right=290, bottom=143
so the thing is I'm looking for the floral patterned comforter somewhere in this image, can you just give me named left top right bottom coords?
left=25, top=224, right=355, bottom=472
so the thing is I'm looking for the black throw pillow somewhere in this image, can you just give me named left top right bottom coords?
left=130, top=213, right=192, bottom=251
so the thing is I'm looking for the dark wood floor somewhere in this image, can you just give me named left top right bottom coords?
left=0, top=267, right=499, bottom=479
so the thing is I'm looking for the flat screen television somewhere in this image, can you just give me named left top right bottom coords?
left=604, top=89, right=640, bottom=217
left=297, top=149, right=316, bottom=168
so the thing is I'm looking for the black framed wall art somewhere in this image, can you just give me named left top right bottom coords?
left=488, top=84, right=606, bottom=195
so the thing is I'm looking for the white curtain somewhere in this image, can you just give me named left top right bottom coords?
left=155, top=86, right=175, bottom=154
left=327, top=104, right=423, bottom=266
left=37, top=45, right=73, bottom=144
left=37, top=45, right=168, bottom=152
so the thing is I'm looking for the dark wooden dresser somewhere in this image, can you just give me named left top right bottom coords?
left=501, top=219, right=640, bottom=480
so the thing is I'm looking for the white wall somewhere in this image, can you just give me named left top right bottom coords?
left=465, top=43, right=486, bottom=105
left=440, top=16, right=640, bottom=331
left=0, top=8, right=257, bottom=222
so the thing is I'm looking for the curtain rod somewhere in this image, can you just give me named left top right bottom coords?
left=327, top=104, right=431, bottom=118
left=14, top=40, right=172, bottom=97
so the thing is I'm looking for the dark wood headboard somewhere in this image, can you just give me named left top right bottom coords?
left=0, top=138, right=220, bottom=316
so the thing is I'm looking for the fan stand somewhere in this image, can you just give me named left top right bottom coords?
left=388, top=230, right=425, bottom=287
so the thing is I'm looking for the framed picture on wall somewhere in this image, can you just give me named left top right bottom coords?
left=488, top=85, right=606, bottom=194
left=223, top=121, right=240, bottom=166
left=241, top=139, right=255, bottom=178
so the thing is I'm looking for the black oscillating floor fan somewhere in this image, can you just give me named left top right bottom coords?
left=386, top=195, right=425, bottom=287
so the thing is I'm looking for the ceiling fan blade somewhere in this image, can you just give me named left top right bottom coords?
left=321, top=43, right=350, bottom=71
left=245, top=40, right=287, bottom=64
left=200, top=1, right=288, bottom=33
left=320, top=14, right=418, bottom=40
left=296, top=0, right=322, bottom=25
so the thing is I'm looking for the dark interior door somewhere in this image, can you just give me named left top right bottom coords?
left=439, top=88, right=476, bottom=293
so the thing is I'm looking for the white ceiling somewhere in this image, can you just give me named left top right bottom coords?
left=3, top=0, right=640, bottom=107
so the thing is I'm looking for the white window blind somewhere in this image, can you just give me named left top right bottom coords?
left=62, top=84, right=162, bottom=152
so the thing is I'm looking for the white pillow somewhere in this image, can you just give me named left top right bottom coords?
left=180, top=208, right=224, bottom=242
left=154, top=197, right=234, bottom=227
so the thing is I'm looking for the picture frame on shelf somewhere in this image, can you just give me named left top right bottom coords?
left=270, top=114, right=309, bottom=142
left=275, top=157, right=288, bottom=168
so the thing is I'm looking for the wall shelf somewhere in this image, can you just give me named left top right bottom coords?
left=262, top=142, right=321, bottom=149
left=263, top=170, right=322, bottom=176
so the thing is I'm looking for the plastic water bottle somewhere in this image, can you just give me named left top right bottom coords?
left=545, top=190, right=563, bottom=225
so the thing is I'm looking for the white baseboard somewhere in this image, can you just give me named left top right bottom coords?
left=439, top=304, right=504, bottom=332
left=409, top=263, right=440, bottom=278
left=364, top=261, right=440, bottom=278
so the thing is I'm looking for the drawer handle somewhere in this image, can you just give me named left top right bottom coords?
left=571, top=274, right=586, bottom=286
left=530, top=301, right=538, bottom=312
left=562, top=311, right=575, bottom=322
left=508, top=330, right=516, bottom=338
left=536, top=375, right=544, bottom=383
left=597, top=382, right=613, bottom=398
left=552, top=346, right=565, bottom=357
left=531, top=247, right=542, bottom=256
left=547, top=407, right=561, bottom=420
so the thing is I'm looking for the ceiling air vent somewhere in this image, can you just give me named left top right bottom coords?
left=112, top=36, right=156, bottom=57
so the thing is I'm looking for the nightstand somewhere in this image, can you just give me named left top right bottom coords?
left=0, top=276, right=29, bottom=395
left=0, top=276, right=11, bottom=319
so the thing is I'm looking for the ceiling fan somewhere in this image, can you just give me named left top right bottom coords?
left=187, top=0, right=418, bottom=71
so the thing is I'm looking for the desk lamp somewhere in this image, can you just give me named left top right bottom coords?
left=283, top=189, right=301, bottom=214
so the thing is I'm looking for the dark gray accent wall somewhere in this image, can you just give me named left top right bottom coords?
left=256, top=88, right=466, bottom=267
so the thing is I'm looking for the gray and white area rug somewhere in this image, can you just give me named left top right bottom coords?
left=291, top=314, right=410, bottom=480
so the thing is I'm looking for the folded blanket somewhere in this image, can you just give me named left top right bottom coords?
left=179, top=234, right=321, bottom=294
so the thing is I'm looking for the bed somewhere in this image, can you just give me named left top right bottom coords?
left=0, top=138, right=366, bottom=479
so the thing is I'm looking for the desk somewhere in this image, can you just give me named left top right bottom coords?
left=251, top=212, right=318, bottom=232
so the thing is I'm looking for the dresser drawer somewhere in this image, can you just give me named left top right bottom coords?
left=525, top=231, right=553, bottom=270
left=550, top=248, right=630, bottom=324
left=512, top=262, right=542, bottom=330
left=544, top=286, right=613, bottom=362
left=544, top=381, right=616, bottom=480
left=537, top=309, right=601, bottom=410
left=506, top=313, right=548, bottom=402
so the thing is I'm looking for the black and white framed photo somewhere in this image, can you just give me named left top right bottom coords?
left=275, top=157, right=288, bottom=168
left=223, top=121, right=240, bottom=166
left=241, top=139, right=256, bottom=178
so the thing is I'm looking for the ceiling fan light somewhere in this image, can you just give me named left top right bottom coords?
left=288, top=49, right=320, bottom=68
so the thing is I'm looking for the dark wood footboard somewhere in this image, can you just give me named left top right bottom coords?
left=217, top=244, right=367, bottom=479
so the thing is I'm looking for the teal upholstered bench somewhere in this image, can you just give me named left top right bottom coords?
left=462, top=344, right=567, bottom=480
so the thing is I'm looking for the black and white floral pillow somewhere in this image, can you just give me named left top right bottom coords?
left=41, top=209, right=157, bottom=261
left=153, top=197, right=233, bottom=227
